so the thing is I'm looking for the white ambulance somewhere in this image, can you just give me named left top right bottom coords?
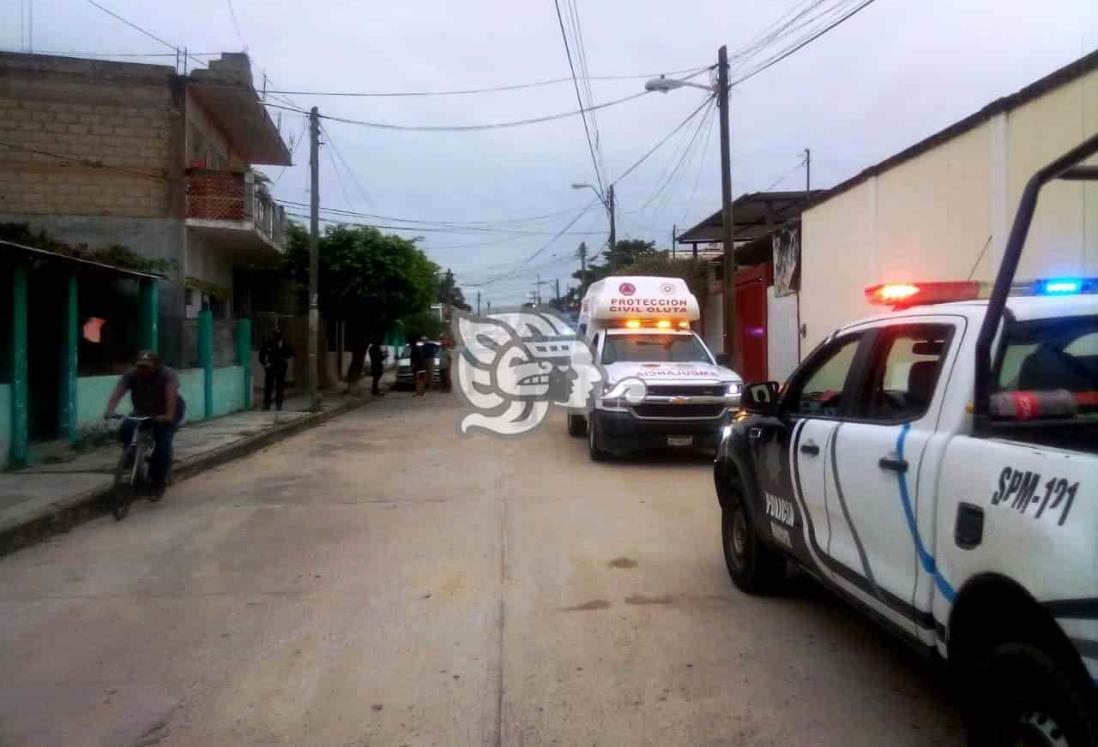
left=568, top=275, right=742, bottom=459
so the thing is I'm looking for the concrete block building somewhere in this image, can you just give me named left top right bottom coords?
left=0, top=51, right=291, bottom=361
left=0, top=51, right=289, bottom=466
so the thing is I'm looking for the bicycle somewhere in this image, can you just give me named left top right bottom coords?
left=110, top=415, right=164, bottom=520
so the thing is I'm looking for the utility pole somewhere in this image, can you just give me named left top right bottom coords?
left=578, top=242, right=588, bottom=287
left=672, top=224, right=677, bottom=260
left=554, top=277, right=561, bottom=301
left=476, top=290, right=481, bottom=316
left=804, top=147, right=811, bottom=198
left=607, top=185, right=617, bottom=274
left=308, top=106, right=321, bottom=410
left=717, top=45, right=736, bottom=362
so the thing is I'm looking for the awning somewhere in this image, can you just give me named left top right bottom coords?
left=677, top=189, right=824, bottom=246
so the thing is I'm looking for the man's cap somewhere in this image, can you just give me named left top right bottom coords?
left=135, top=350, right=158, bottom=367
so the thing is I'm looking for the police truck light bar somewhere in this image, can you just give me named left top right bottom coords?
left=866, top=281, right=982, bottom=308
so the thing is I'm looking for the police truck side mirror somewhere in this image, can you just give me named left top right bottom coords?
left=742, top=381, right=780, bottom=414
left=715, top=353, right=731, bottom=367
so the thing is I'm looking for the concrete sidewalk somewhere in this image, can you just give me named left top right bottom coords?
left=0, top=389, right=373, bottom=556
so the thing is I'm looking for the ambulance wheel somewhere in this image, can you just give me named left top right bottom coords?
left=567, top=413, right=587, bottom=438
left=721, top=486, right=785, bottom=595
left=587, top=415, right=608, bottom=461
left=967, top=641, right=1098, bottom=747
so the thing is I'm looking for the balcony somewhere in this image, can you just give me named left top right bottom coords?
left=185, top=169, right=286, bottom=258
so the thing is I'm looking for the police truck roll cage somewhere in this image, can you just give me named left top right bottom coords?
left=973, top=133, right=1098, bottom=432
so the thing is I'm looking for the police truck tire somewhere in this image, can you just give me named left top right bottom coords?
left=567, top=413, right=587, bottom=438
left=588, top=415, right=608, bottom=461
left=721, top=486, right=785, bottom=595
left=967, top=641, right=1098, bottom=747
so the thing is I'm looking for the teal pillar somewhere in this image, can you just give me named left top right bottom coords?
left=59, top=272, right=78, bottom=443
left=198, top=309, right=213, bottom=419
left=10, top=263, right=28, bottom=468
left=236, top=318, right=252, bottom=410
left=139, top=278, right=159, bottom=354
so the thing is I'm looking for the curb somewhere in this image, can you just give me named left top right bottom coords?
left=0, top=396, right=369, bottom=558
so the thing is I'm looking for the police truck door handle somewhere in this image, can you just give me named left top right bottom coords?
left=878, top=456, right=908, bottom=473
left=800, top=441, right=820, bottom=456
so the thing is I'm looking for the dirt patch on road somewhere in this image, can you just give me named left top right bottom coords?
left=625, top=593, right=673, bottom=606
left=560, top=599, right=611, bottom=612
left=607, top=557, right=638, bottom=569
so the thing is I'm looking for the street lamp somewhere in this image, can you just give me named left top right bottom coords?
left=572, top=182, right=617, bottom=273
left=645, top=48, right=736, bottom=363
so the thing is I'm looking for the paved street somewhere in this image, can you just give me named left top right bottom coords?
left=0, top=393, right=963, bottom=747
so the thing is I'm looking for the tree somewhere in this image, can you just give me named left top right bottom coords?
left=563, top=236, right=712, bottom=311
left=437, top=268, right=471, bottom=314
left=570, top=238, right=662, bottom=290
left=285, top=223, right=439, bottom=382
left=615, top=254, right=712, bottom=312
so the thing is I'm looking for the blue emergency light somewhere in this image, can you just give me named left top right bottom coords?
left=1032, top=278, right=1096, bottom=296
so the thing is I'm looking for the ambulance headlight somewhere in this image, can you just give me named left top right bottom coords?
left=725, top=382, right=742, bottom=408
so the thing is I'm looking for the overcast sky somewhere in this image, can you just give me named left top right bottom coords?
left=5, top=0, right=1096, bottom=306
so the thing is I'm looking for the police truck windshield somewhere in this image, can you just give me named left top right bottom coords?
left=601, top=334, right=712, bottom=364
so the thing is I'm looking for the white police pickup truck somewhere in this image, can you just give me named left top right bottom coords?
left=568, top=276, right=742, bottom=459
left=714, top=134, right=1098, bottom=746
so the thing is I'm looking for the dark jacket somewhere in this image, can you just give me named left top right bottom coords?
left=260, top=339, right=293, bottom=374
left=369, top=345, right=386, bottom=375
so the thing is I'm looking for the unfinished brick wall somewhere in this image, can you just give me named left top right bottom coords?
left=0, top=54, right=182, bottom=219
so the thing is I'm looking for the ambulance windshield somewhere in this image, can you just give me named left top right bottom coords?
left=602, top=334, right=711, bottom=364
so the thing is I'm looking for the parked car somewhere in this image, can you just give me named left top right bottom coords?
left=394, top=341, right=441, bottom=388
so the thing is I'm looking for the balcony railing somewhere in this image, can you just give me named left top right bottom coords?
left=185, top=169, right=286, bottom=250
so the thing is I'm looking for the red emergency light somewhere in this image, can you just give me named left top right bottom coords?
left=865, top=281, right=983, bottom=309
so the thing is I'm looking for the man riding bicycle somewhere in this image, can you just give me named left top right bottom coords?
left=103, top=350, right=186, bottom=496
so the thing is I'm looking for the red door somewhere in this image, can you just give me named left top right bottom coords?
left=734, top=264, right=769, bottom=382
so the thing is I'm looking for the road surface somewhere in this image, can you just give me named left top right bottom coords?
left=0, top=393, right=964, bottom=746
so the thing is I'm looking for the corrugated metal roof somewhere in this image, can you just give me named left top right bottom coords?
left=0, top=239, right=163, bottom=279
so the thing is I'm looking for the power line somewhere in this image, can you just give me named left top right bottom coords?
left=760, top=155, right=809, bottom=192
left=460, top=200, right=602, bottom=287
left=81, top=0, right=205, bottom=70
left=258, top=65, right=709, bottom=98
left=281, top=205, right=607, bottom=236
left=635, top=97, right=716, bottom=214
left=0, top=139, right=165, bottom=181
left=730, top=0, right=880, bottom=88
left=608, top=93, right=715, bottom=186
left=271, top=116, right=309, bottom=185
left=225, top=0, right=247, bottom=50
left=0, top=48, right=222, bottom=58
left=553, top=0, right=604, bottom=195
left=321, top=123, right=373, bottom=207
left=263, top=89, right=651, bottom=132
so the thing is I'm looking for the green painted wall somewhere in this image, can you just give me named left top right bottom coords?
left=178, top=368, right=206, bottom=423
left=75, top=375, right=120, bottom=429
left=0, top=384, right=10, bottom=470
left=211, top=366, right=244, bottom=417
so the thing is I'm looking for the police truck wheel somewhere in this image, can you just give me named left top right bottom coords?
left=967, top=642, right=1098, bottom=747
left=567, top=413, right=587, bottom=438
left=588, top=415, right=608, bottom=461
left=721, top=486, right=785, bottom=594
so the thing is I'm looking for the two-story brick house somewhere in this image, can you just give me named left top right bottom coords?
left=0, top=51, right=292, bottom=364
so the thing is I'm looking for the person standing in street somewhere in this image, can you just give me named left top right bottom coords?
left=438, top=336, right=453, bottom=393
left=410, top=336, right=428, bottom=397
left=260, top=329, right=293, bottom=411
left=369, top=339, right=387, bottom=396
